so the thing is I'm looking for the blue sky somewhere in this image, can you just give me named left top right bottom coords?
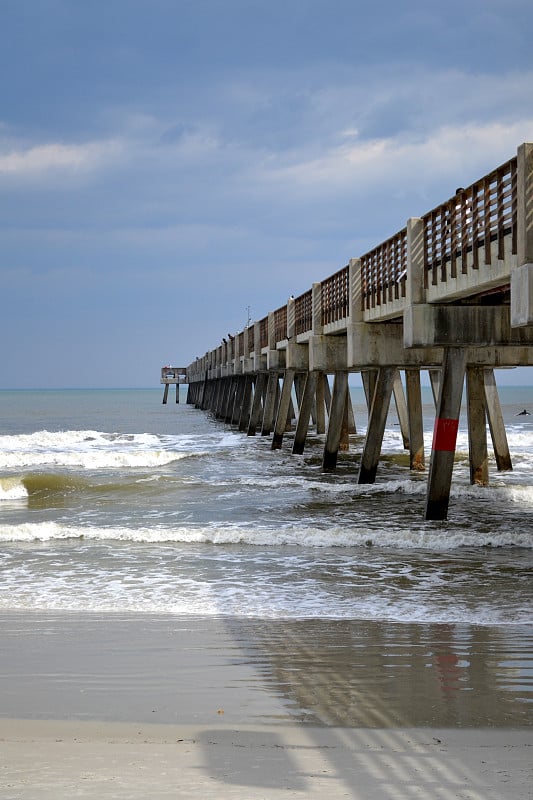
left=1, top=0, right=533, bottom=388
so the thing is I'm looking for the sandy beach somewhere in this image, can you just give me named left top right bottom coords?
left=2, top=719, right=531, bottom=799
left=0, top=612, right=531, bottom=798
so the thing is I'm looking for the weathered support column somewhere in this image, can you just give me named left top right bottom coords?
left=484, top=368, right=512, bottom=471
left=323, top=373, right=332, bottom=413
left=208, top=378, right=221, bottom=415
left=294, top=373, right=305, bottom=411
left=392, top=370, right=409, bottom=449
left=346, top=383, right=357, bottom=434
left=286, top=394, right=296, bottom=431
left=229, top=377, right=241, bottom=424
left=466, top=366, right=489, bottom=486
left=405, top=369, right=425, bottom=471
left=197, top=378, right=205, bottom=409
left=429, top=369, right=441, bottom=407
left=426, top=348, right=467, bottom=520
left=293, top=371, right=318, bottom=454
left=315, top=372, right=327, bottom=434
left=218, top=377, right=228, bottom=420
left=358, top=367, right=396, bottom=484
left=222, top=377, right=236, bottom=422
left=225, top=375, right=239, bottom=425
left=162, top=384, right=169, bottom=404
left=339, top=384, right=351, bottom=451
left=248, top=372, right=266, bottom=436
left=234, top=376, right=245, bottom=424
left=199, top=370, right=209, bottom=408
left=175, top=382, right=180, bottom=403
left=211, top=379, right=217, bottom=410
left=272, top=369, right=296, bottom=450
left=261, top=372, right=279, bottom=436
left=214, top=378, right=226, bottom=418
left=361, top=369, right=378, bottom=411
left=238, top=375, right=254, bottom=432
left=205, top=381, right=212, bottom=410
left=322, top=371, right=349, bottom=471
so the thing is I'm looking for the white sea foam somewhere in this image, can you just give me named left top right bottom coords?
left=0, top=449, right=185, bottom=469
left=0, top=477, right=28, bottom=501
left=0, top=520, right=531, bottom=549
left=0, top=546, right=529, bottom=625
left=0, top=429, right=189, bottom=469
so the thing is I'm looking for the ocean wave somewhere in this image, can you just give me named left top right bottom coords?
left=0, top=476, right=28, bottom=501
left=0, top=428, right=244, bottom=470
left=1, top=591, right=528, bottom=625
left=0, top=428, right=189, bottom=469
left=0, top=429, right=153, bottom=448
left=0, top=554, right=529, bottom=625
left=0, top=471, right=196, bottom=502
left=0, top=450, right=185, bottom=470
left=1, top=520, right=531, bottom=550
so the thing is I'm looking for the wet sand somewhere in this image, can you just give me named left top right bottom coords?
left=0, top=612, right=532, bottom=798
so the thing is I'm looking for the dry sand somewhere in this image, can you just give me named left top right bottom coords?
left=0, top=612, right=531, bottom=798
left=1, top=720, right=531, bottom=799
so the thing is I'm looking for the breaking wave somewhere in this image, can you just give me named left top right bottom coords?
left=0, top=519, right=531, bottom=550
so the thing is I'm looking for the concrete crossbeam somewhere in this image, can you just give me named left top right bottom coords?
left=405, top=304, right=533, bottom=348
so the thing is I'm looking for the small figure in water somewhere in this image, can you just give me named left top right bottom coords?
left=516, top=409, right=531, bottom=416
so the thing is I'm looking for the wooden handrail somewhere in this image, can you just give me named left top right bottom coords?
left=321, top=265, right=349, bottom=325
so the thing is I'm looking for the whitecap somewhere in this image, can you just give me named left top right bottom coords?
left=0, top=476, right=28, bottom=501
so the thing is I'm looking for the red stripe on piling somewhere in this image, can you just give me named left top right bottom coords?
left=432, top=417, right=459, bottom=451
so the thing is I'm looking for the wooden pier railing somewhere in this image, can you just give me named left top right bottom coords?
left=423, top=156, right=517, bottom=288
left=361, top=229, right=407, bottom=311
left=321, top=265, right=350, bottom=325
left=295, top=289, right=313, bottom=336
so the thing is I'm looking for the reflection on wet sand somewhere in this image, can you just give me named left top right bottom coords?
left=1, top=612, right=531, bottom=731
left=225, top=617, right=533, bottom=728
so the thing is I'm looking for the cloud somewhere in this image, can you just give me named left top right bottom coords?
left=0, top=138, right=123, bottom=176
left=254, top=120, right=533, bottom=199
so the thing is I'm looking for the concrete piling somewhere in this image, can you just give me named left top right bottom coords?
left=358, top=367, right=396, bottom=484
left=405, top=369, right=425, bottom=471
left=466, top=366, right=489, bottom=486
left=426, top=348, right=467, bottom=520
left=272, top=369, right=296, bottom=450
left=322, top=371, right=349, bottom=471
left=483, top=369, right=512, bottom=471
left=292, top=370, right=318, bottom=455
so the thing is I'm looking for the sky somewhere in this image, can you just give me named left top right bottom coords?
left=1, top=0, right=533, bottom=389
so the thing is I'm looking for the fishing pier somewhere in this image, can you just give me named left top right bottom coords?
left=183, top=142, right=533, bottom=520
left=160, top=367, right=187, bottom=403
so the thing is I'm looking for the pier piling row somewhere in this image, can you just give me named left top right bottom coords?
left=184, top=142, right=533, bottom=520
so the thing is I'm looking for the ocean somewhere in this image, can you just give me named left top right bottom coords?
left=0, top=383, right=532, bottom=727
